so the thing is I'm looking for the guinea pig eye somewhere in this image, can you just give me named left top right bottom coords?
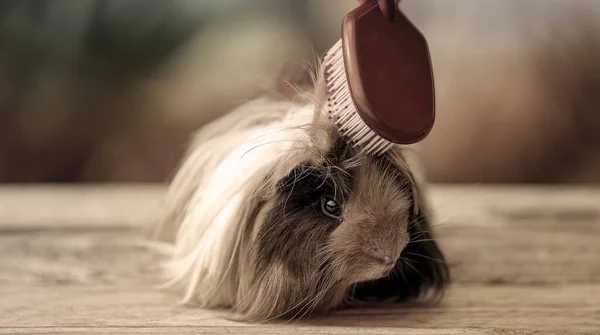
left=320, top=196, right=343, bottom=219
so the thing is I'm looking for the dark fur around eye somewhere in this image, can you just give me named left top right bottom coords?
left=253, top=139, right=353, bottom=275
left=278, top=163, right=335, bottom=208
left=277, top=137, right=355, bottom=210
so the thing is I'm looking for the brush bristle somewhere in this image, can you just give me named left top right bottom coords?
left=323, top=39, right=395, bottom=156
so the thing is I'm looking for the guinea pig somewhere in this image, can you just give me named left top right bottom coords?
left=151, top=62, right=450, bottom=322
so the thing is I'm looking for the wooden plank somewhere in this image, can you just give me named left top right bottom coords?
left=1, top=185, right=599, bottom=333
left=0, top=184, right=164, bottom=230
left=430, top=185, right=600, bottom=228
left=1, top=184, right=600, bottom=230
left=0, top=285, right=598, bottom=334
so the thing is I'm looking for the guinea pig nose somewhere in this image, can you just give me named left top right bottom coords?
left=369, top=253, right=396, bottom=266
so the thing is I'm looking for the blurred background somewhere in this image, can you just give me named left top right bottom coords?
left=0, top=0, right=599, bottom=184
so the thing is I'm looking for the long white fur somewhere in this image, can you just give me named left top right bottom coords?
left=154, top=97, right=332, bottom=309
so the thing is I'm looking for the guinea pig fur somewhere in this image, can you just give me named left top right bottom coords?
left=151, top=64, right=450, bottom=322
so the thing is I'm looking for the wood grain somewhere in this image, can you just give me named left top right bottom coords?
left=1, top=185, right=599, bottom=334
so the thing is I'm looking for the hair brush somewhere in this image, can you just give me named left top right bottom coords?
left=323, top=0, right=435, bottom=155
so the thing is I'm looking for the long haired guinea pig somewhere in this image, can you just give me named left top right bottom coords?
left=151, top=62, right=450, bottom=321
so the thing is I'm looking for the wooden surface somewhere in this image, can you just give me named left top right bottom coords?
left=1, top=184, right=599, bottom=334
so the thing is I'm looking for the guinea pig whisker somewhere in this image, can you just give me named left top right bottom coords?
left=401, top=261, right=425, bottom=282
left=408, top=230, right=429, bottom=241
left=395, top=265, right=407, bottom=282
left=403, top=252, right=447, bottom=264
left=409, top=181, right=482, bottom=231
left=407, top=229, right=444, bottom=246
left=408, top=238, right=436, bottom=244
left=400, top=257, right=425, bottom=275
left=408, top=221, right=449, bottom=239
left=407, top=214, right=434, bottom=230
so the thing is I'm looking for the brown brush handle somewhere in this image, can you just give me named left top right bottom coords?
left=358, top=0, right=401, bottom=22
left=344, top=0, right=435, bottom=144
